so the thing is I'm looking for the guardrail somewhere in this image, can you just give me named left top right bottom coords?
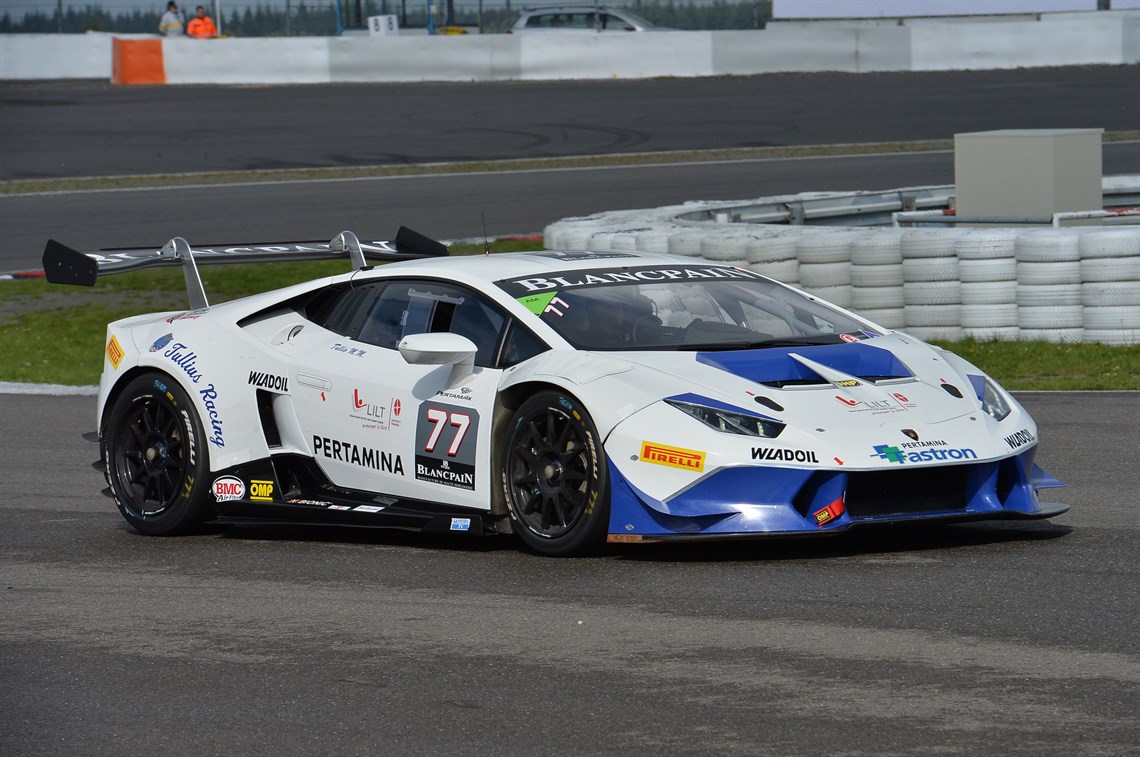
left=893, top=208, right=1140, bottom=227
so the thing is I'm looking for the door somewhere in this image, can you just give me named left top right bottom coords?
left=288, top=278, right=513, bottom=510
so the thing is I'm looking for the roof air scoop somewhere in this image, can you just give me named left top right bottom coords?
left=787, top=352, right=864, bottom=390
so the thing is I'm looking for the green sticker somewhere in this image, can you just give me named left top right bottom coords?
left=517, top=291, right=558, bottom=316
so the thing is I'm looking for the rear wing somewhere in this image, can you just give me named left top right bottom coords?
left=41, top=226, right=448, bottom=310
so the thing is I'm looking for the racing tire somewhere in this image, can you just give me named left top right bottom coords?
left=798, top=261, right=851, bottom=288
left=851, top=285, right=904, bottom=310
left=1017, top=261, right=1082, bottom=286
left=849, top=233, right=903, bottom=266
left=955, top=229, right=1017, bottom=260
left=960, top=281, right=1016, bottom=306
left=502, top=391, right=610, bottom=557
left=850, top=264, right=904, bottom=288
left=746, top=258, right=799, bottom=284
left=959, top=257, right=1017, bottom=283
left=745, top=235, right=797, bottom=265
left=796, top=233, right=857, bottom=264
left=103, top=372, right=212, bottom=536
left=1014, top=230, right=1080, bottom=262
left=803, top=284, right=852, bottom=308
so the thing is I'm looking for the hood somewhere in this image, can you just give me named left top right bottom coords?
left=602, top=333, right=1027, bottom=469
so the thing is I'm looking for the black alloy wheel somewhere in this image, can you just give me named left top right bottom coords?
left=503, top=390, right=610, bottom=556
left=103, top=372, right=211, bottom=535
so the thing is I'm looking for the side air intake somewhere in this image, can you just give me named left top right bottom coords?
left=256, top=390, right=282, bottom=449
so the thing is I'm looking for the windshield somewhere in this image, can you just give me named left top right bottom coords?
left=499, top=264, right=877, bottom=351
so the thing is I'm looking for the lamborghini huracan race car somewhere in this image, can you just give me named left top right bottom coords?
left=43, top=229, right=1068, bottom=556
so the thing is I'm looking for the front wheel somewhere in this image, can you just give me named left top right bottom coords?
left=103, top=373, right=211, bottom=535
left=502, top=391, right=610, bottom=556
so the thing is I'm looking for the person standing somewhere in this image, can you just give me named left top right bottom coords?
left=186, top=5, right=218, bottom=39
left=159, top=1, right=185, bottom=36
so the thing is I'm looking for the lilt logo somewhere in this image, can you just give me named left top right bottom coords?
left=350, top=388, right=401, bottom=431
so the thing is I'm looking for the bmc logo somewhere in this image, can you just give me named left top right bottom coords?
left=212, top=476, right=245, bottom=502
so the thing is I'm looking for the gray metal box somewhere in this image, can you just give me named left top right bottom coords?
left=954, top=129, right=1103, bottom=222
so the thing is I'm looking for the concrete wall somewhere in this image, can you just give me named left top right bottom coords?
left=2, top=10, right=1137, bottom=83
left=0, top=32, right=114, bottom=80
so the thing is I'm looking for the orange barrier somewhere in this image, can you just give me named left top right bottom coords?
left=112, top=38, right=165, bottom=85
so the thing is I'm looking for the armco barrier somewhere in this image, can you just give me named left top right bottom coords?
left=2, top=10, right=1137, bottom=83
left=542, top=177, right=1140, bottom=345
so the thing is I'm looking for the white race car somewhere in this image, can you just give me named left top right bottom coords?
left=43, top=229, right=1068, bottom=556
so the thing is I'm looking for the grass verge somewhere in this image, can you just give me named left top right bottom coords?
left=1, top=241, right=1136, bottom=389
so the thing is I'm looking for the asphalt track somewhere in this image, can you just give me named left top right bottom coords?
left=2, top=69, right=1140, bottom=755
left=2, top=67, right=1138, bottom=181
left=2, top=392, right=1138, bottom=755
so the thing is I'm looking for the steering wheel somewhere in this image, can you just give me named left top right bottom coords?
left=630, top=315, right=662, bottom=345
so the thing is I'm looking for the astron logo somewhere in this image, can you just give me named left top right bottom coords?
left=871, top=444, right=978, bottom=464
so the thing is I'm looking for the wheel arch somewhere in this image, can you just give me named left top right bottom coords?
left=99, top=366, right=186, bottom=437
left=490, top=379, right=584, bottom=520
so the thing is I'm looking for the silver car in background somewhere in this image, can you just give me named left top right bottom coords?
left=506, top=5, right=668, bottom=33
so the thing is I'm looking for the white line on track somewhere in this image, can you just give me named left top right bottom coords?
left=0, top=381, right=97, bottom=396
left=0, top=150, right=958, bottom=198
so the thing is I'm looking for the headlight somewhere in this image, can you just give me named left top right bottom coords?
left=666, top=399, right=785, bottom=438
left=980, top=377, right=1011, bottom=422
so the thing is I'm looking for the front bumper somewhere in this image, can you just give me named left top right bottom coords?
left=606, top=446, right=1068, bottom=541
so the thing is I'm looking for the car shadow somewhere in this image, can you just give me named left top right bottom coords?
left=204, top=517, right=1072, bottom=561
left=615, top=519, right=1073, bottom=563
left=213, top=521, right=517, bottom=554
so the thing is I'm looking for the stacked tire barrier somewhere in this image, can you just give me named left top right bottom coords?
left=1080, top=229, right=1140, bottom=345
left=543, top=184, right=1140, bottom=345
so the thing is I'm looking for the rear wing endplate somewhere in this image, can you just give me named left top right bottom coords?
left=42, top=227, right=449, bottom=311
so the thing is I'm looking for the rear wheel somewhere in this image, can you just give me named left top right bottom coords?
left=502, top=391, right=609, bottom=556
left=103, top=373, right=211, bottom=535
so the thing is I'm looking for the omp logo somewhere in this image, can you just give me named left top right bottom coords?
left=212, top=476, right=245, bottom=502
left=249, top=480, right=274, bottom=501
left=640, top=441, right=705, bottom=472
left=1004, top=428, right=1036, bottom=450
left=813, top=497, right=845, bottom=526
left=834, top=379, right=860, bottom=387
left=106, top=335, right=124, bottom=369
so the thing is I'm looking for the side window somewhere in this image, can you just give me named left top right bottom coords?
left=303, top=283, right=384, bottom=337
left=355, top=280, right=511, bottom=368
left=500, top=319, right=549, bottom=367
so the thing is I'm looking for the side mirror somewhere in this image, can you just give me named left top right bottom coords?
left=398, top=332, right=477, bottom=386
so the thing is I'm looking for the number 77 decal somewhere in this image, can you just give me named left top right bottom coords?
left=424, top=407, right=471, bottom=456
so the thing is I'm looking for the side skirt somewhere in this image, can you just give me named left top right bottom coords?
left=205, top=453, right=490, bottom=536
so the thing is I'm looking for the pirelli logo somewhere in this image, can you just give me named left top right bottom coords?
left=106, top=335, right=124, bottom=370
left=640, top=441, right=705, bottom=472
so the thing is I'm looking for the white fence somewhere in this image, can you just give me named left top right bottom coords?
left=1, top=9, right=1137, bottom=82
